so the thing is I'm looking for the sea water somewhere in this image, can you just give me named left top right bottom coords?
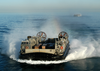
left=0, top=12, right=100, bottom=71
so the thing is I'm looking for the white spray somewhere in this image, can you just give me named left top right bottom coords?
left=1, top=18, right=100, bottom=64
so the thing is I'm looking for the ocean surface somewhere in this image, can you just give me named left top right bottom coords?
left=0, top=12, right=100, bottom=71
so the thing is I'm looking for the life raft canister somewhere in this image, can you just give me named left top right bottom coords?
left=60, top=46, right=63, bottom=50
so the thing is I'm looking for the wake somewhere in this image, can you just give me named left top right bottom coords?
left=1, top=18, right=100, bottom=65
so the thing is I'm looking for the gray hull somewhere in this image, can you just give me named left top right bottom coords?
left=19, top=50, right=70, bottom=60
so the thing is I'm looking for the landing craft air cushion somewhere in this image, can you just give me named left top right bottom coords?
left=19, top=31, right=70, bottom=60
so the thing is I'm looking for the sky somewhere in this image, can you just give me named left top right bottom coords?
left=0, top=0, right=100, bottom=13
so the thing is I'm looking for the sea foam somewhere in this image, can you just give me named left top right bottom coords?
left=1, top=18, right=100, bottom=64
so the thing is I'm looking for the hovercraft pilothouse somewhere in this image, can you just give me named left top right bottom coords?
left=19, top=31, right=70, bottom=60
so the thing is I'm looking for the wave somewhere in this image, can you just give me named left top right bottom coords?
left=1, top=18, right=100, bottom=65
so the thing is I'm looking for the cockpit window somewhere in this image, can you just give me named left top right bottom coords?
left=21, top=42, right=28, bottom=44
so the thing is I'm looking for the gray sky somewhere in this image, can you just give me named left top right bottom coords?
left=0, top=0, right=100, bottom=13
